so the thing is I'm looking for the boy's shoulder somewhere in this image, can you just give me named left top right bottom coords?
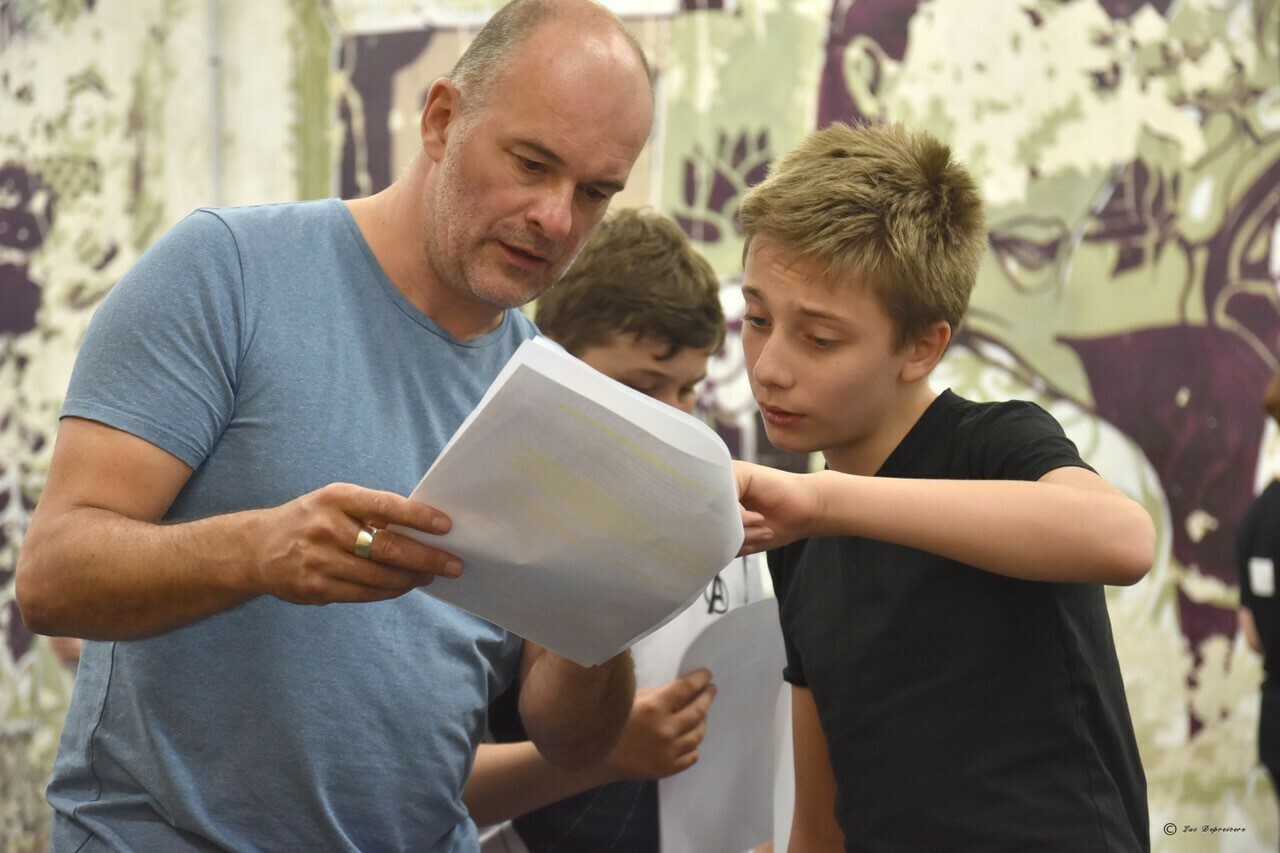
left=933, top=387, right=1053, bottom=421
left=911, top=388, right=1066, bottom=444
left=892, top=389, right=1088, bottom=482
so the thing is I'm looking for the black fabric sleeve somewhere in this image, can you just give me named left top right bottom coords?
left=767, top=540, right=809, bottom=686
left=965, top=400, right=1095, bottom=482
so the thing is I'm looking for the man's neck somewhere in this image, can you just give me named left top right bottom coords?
left=345, top=181, right=505, bottom=340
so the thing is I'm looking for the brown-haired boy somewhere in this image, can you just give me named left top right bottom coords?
left=467, top=207, right=771, bottom=852
left=732, top=122, right=1153, bottom=851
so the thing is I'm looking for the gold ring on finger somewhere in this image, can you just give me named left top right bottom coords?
left=354, top=525, right=377, bottom=559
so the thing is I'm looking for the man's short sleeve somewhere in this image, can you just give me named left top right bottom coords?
left=62, top=210, right=245, bottom=470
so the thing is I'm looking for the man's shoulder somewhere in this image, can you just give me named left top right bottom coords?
left=191, top=198, right=342, bottom=238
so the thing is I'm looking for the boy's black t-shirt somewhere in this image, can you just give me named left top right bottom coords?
left=768, top=390, right=1148, bottom=852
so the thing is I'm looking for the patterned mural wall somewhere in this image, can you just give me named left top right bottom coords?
left=2, top=0, right=1279, bottom=850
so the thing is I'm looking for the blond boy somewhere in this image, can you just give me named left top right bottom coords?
left=732, top=123, right=1153, bottom=851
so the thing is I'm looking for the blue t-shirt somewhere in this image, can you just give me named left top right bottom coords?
left=49, top=199, right=537, bottom=851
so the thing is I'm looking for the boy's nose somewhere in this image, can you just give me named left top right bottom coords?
left=750, top=337, right=794, bottom=389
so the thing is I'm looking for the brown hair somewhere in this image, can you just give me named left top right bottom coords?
left=738, top=121, right=987, bottom=350
left=535, top=208, right=724, bottom=358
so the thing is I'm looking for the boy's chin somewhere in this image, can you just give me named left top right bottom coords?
left=760, top=425, right=819, bottom=456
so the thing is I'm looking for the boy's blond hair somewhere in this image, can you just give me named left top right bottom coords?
left=738, top=121, right=987, bottom=350
left=536, top=208, right=724, bottom=357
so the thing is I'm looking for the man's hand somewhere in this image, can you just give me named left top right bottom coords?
left=250, top=483, right=461, bottom=606
left=734, top=460, right=823, bottom=555
left=604, top=669, right=716, bottom=780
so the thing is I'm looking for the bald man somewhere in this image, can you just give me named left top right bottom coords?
left=16, top=1, right=654, bottom=849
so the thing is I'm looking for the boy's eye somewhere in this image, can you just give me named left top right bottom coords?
left=744, top=315, right=768, bottom=328
left=519, top=158, right=544, bottom=172
left=810, top=336, right=836, bottom=349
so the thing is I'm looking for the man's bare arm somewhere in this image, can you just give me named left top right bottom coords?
left=16, top=418, right=462, bottom=640
left=516, top=640, right=636, bottom=771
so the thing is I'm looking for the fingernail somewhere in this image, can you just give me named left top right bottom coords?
left=432, top=516, right=451, bottom=534
left=445, top=558, right=462, bottom=576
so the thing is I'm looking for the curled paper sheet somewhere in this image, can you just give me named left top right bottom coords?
left=659, top=599, right=786, bottom=853
left=392, top=336, right=745, bottom=667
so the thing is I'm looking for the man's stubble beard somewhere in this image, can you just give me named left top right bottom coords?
left=425, top=138, right=589, bottom=311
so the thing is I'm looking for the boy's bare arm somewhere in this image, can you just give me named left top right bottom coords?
left=465, top=670, right=714, bottom=826
left=788, top=686, right=846, bottom=852
left=1239, top=608, right=1263, bottom=654
left=736, top=461, right=1154, bottom=585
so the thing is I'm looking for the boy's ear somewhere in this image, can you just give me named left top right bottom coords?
left=420, top=78, right=461, bottom=163
left=900, top=320, right=952, bottom=383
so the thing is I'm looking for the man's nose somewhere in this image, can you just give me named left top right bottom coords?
left=527, top=183, right=575, bottom=242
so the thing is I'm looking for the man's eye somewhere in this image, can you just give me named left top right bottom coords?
left=581, top=186, right=607, bottom=202
left=519, top=158, right=544, bottom=172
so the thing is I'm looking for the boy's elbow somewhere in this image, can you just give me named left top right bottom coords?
left=1106, top=504, right=1156, bottom=586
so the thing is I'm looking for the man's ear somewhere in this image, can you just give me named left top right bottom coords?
left=900, top=320, right=952, bottom=382
left=421, top=78, right=461, bottom=163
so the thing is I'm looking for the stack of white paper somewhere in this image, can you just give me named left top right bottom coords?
left=393, top=336, right=745, bottom=667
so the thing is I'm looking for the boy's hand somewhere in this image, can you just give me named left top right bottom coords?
left=734, top=461, right=822, bottom=554
left=604, top=669, right=716, bottom=780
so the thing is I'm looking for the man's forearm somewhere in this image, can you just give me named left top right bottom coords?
left=519, top=650, right=635, bottom=770
left=16, top=505, right=260, bottom=640
left=465, top=741, right=619, bottom=826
